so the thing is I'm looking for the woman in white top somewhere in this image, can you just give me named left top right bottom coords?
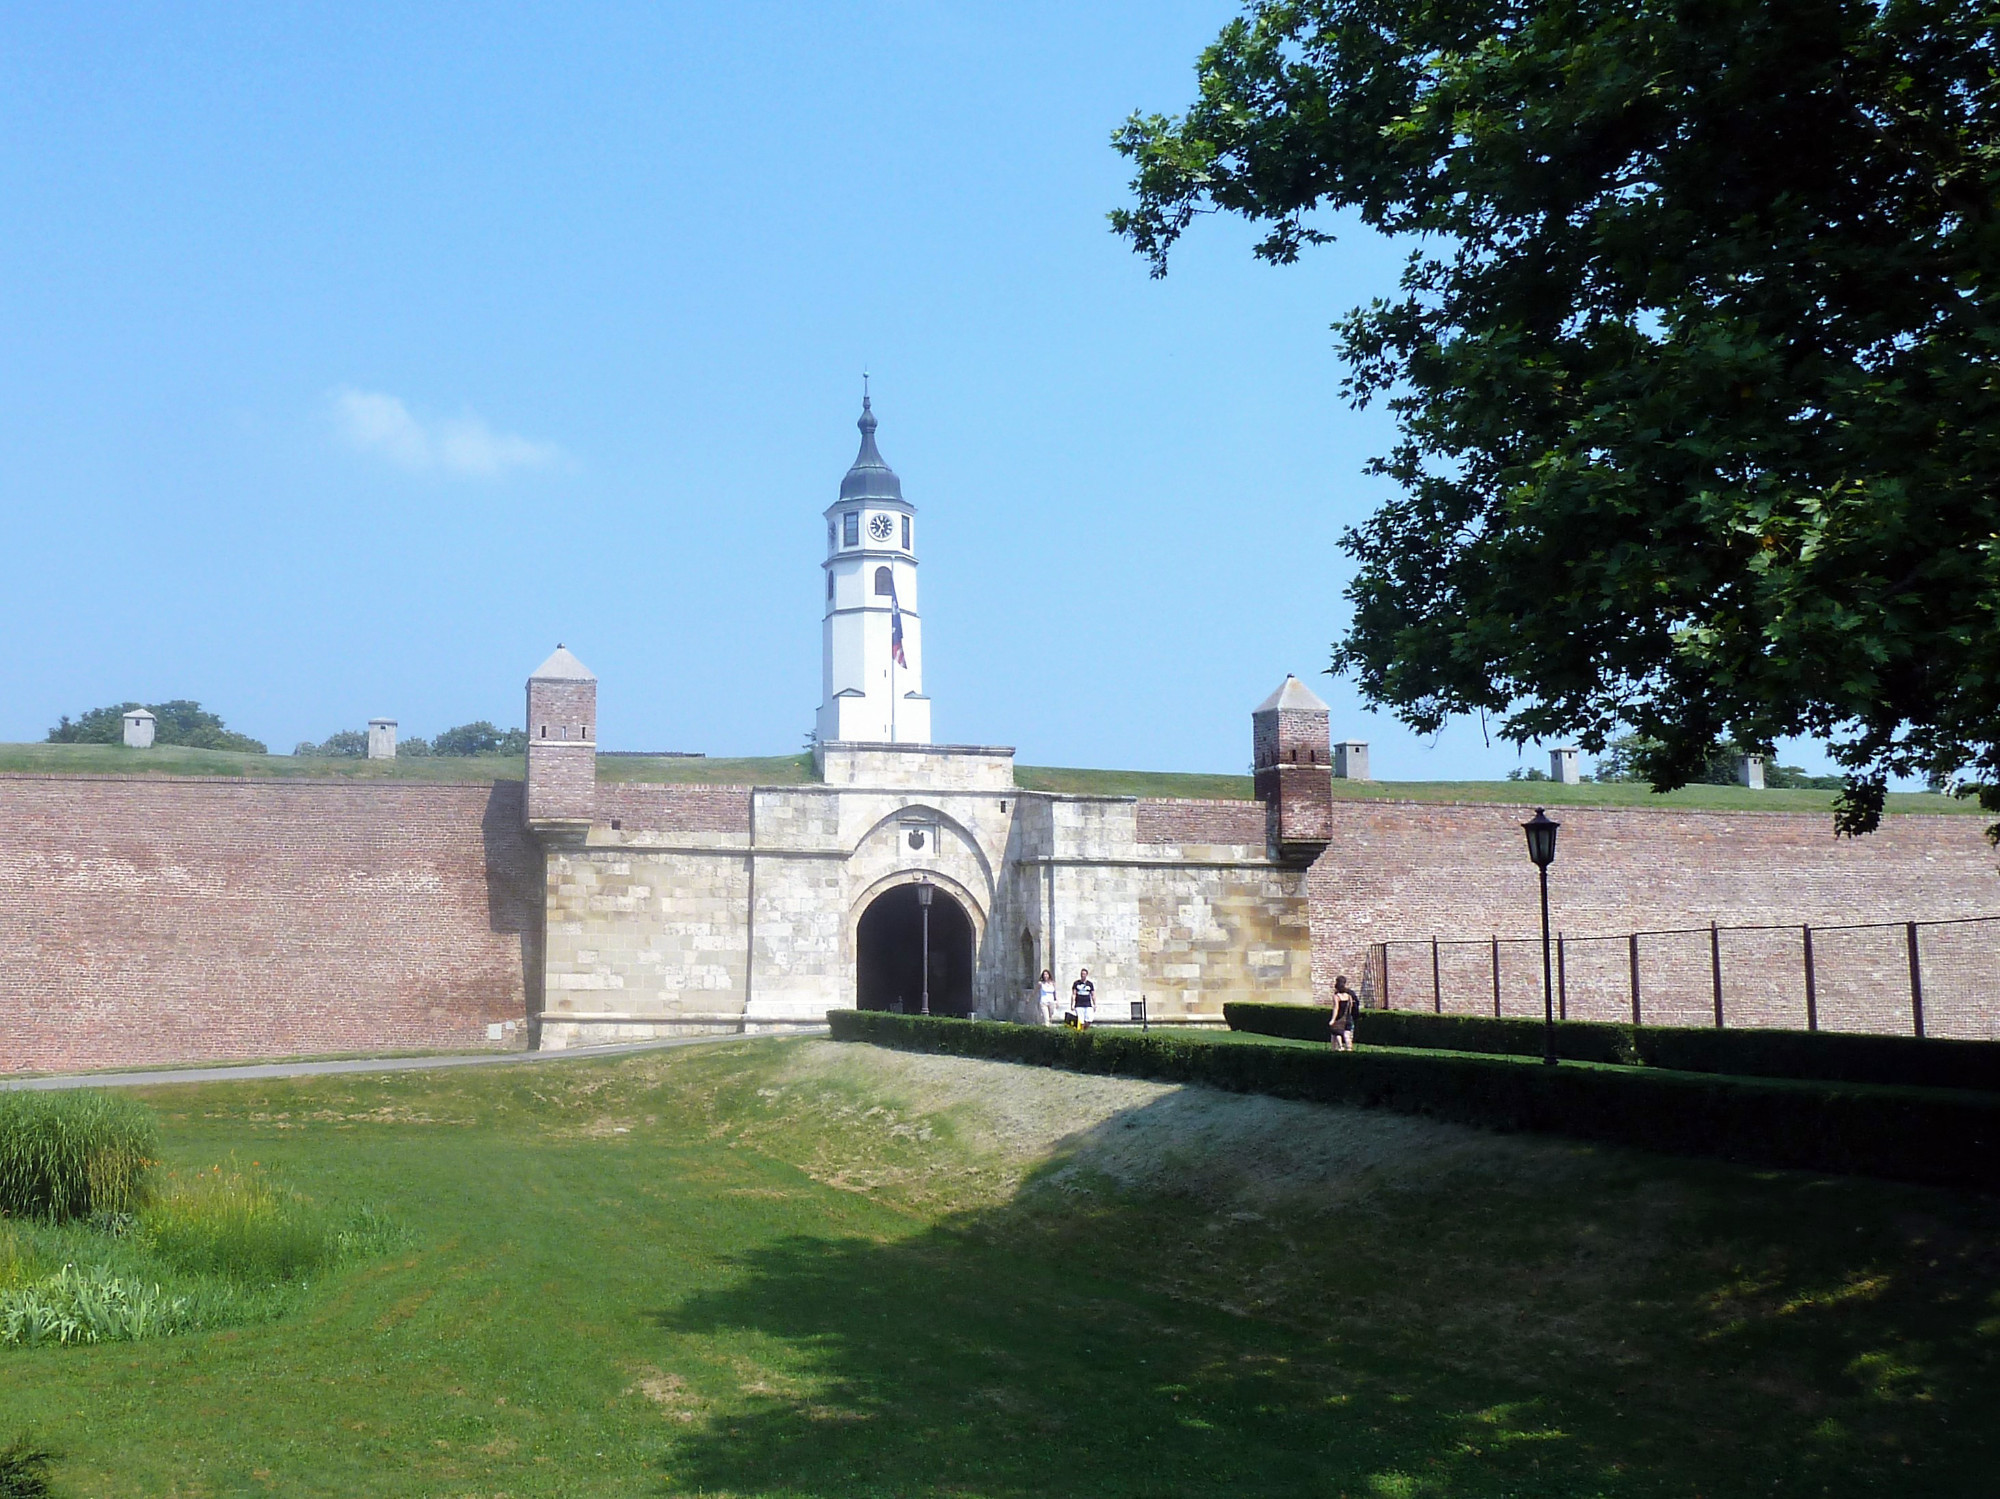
left=1036, top=969, right=1060, bottom=1025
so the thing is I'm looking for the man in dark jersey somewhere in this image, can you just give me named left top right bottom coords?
left=1070, top=968, right=1096, bottom=1029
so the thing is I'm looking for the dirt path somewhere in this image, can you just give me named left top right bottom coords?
left=0, top=1028, right=817, bottom=1092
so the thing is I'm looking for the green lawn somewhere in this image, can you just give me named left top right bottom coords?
left=0, top=741, right=1973, bottom=814
left=0, top=741, right=526, bottom=782
left=4, top=1037, right=1995, bottom=1496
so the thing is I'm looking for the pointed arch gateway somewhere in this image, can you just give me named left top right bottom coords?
left=855, top=881, right=976, bottom=1017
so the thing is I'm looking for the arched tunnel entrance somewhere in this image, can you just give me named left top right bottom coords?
left=856, top=883, right=975, bottom=1017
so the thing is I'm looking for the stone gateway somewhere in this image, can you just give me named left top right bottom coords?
left=528, top=398, right=1325, bottom=1043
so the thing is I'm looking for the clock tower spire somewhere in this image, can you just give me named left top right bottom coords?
left=816, top=391, right=930, bottom=745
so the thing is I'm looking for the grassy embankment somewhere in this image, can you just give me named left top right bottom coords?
left=0, top=741, right=1973, bottom=814
left=3, top=1037, right=1996, bottom=1496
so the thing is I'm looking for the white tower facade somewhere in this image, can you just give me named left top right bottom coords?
left=816, top=396, right=930, bottom=744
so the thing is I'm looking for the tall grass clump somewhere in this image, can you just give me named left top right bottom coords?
left=0, top=1092, right=157, bottom=1222
left=140, top=1163, right=335, bottom=1283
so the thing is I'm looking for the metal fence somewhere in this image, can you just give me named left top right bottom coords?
left=1369, top=914, right=2000, bottom=1040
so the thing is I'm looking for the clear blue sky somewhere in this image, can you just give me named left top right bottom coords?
left=0, top=3, right=1836, bottom=779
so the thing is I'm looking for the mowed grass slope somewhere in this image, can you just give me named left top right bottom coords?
left=0, top=740, right=1974, bottom=813
left=4, top=1039, right=1996, bottom=1497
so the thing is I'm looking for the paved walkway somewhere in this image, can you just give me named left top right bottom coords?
left=0, top=1028, right=822, bottom=1092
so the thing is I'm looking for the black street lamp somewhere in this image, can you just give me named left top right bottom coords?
left=915, top=876, right=934, bottom=1017
left=1522, top=808, right=1561, bottom=1066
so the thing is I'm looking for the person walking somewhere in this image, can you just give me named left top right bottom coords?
left=1330, top=975, right=1358, bottom=1052
left=1070, top=967, right=1096, bottom=1029
left=1036, top=968, right=1060, bottom=1026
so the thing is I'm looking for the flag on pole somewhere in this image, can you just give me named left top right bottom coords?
left=888, top=575, right=908, bottom=668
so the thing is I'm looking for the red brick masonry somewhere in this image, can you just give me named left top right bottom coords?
left=594, top=784, right=753, bottom=835
left=4, top=777, right=1994, bottom=1070
left=1306, top=800, right=2000, bottom=1039
left=0, top=775, right=542, bottom=1073
left=1134, top=798, right=1268, bottom=845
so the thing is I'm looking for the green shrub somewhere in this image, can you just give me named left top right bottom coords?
left=0, top=1437, right=55, bottom=1499
left=832, top=1011, right=2000, bottom=1192
left=1350, top=1011, right=1641, bottom=1065
left=0, top=1263, right=194, bottom=1347
left=0, top=1092, right=157, bottom=1222
left=1223, top=1004, right=2000, bottom=1091
left=139, top=1163, right=335, bottom=1283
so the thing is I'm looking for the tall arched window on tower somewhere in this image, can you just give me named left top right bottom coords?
left=901, top=515, right=911, bottom=551
left=874, top=566, right=893, bottom=595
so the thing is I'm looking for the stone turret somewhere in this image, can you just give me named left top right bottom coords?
left=525, top=645, right=596, bottom=828
left=1253, top=675, right=1333, bottom=864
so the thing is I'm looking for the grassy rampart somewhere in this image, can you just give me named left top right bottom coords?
left=832, top=1010, right=2000, bottom=1191
left=0, top=741, right=1972, bottom=812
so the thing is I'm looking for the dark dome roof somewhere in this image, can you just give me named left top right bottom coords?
left=839, top=397, right=904, bottom=502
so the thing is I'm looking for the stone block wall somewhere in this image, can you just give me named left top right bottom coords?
left=817, top=742, right=1015, bottom=790
left=539, top=842, right=751, bottom=1047
left=0, top=775, right=540, bottom=1073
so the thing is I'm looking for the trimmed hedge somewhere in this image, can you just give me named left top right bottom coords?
left=831, top=1010, right=2000, bottom=1192
left=1222, top=1002, right=2000, bottom=1093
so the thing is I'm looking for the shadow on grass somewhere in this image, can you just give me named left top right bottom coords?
left=642, top=1096, right=1615, bottom=1499
left=641, top=1084, right=2000, bottom=1499
left=648, top=1222, right=1525, bottom=1499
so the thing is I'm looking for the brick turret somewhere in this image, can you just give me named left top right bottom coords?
left=1253, top=675, right=1332, bottom=863
left=525, top=645, right=597, bottom=828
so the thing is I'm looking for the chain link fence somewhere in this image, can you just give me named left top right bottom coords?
left=1369, top=914, right=2000, bottom=1040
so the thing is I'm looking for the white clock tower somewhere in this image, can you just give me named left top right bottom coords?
left=816, top=394, right=930, bottom=744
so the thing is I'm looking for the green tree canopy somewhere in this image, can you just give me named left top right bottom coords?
left=432, top=721, right=505, bottom=758
left=49, top=701, right=266, bottom=754
left=1113, top=0, right=2000, bottom=833
left=294, top=730, right=369, bottom=758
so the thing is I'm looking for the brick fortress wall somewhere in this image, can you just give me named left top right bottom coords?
left=0, top=775, right=543, bottom=1073
left=1306, top=801, right=2000, bottom=1040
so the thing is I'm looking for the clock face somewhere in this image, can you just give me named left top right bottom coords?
left=868, top=514, right=895, bottom=541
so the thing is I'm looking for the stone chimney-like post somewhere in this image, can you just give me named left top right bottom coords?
left=1253, top=676, right=1334, bottom=865
left=122, top=709, right=155, bottom=749
left=367, top=720, right=397, bottom=760
left=525, top=645, right=598, bottom=828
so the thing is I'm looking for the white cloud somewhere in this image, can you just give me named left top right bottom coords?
left=331, top=388, right=562, bottom=478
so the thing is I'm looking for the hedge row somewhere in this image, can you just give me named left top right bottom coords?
left=1222, top=1002, right=2000, bottom=1093
left=830, top=1010, right=2000, bottom=1193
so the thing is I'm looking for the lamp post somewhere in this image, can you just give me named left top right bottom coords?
left=915, top=876, right=934, bottom=1017
left=1522, top=807, right=1561, bottom=1066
